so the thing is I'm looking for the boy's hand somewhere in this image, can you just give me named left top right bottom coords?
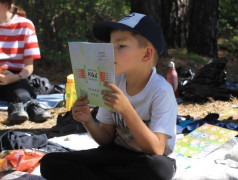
left=102, top=83, right=131, bottom=115
left=72, top=95, right=92, bottom=124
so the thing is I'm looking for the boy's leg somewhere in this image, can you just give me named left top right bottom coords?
left=40, top=143, right=139, bottom=180
left=40, top=143, right=176, bottom=180
left=40, top=149, right=102, bottom=180
left=105, top=154, right=176, bottom=180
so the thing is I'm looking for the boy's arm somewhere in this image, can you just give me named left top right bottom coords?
left=102, top=84, right=167, bottom=155
left=122, top=106, right=167, bottom=155
left=72, top=95, right=115, bottom=146
left=83, top=120, right=115, bottom=146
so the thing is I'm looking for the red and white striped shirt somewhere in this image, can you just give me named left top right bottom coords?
left=0, top=15, right=41, bottom=71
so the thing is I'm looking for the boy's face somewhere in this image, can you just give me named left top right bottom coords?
left=0, top=3, right=7, bottom=12
left=110, top=30, right=146, bottom=74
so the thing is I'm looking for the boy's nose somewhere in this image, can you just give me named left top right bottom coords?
left=113, top=49, right=117, bottom=59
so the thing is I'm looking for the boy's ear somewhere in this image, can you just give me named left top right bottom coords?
left=142, top=46, right=154, bottom=63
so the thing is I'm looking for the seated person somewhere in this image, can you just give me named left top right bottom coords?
left=40, top=12, right=177, bottom=180
left=0, top=0, right=51, bottom=122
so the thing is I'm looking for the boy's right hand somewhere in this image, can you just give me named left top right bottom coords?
left=72, top=95, right=92, bottom=124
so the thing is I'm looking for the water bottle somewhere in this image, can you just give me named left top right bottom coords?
left=166, top=61, right=179, bottom=97
left=66, top=74, right=77, bottom=111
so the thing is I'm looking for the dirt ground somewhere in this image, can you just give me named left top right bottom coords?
left=0, top=49, right=238, bottom=138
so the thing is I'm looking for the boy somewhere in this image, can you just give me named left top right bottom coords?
left=40, top=13, right=177, bottom=180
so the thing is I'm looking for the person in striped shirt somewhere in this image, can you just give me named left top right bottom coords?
left=0, top=0, right=51, bottom=122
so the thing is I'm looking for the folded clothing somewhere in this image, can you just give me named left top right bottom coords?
left=0, top=130, right=72, bottom=153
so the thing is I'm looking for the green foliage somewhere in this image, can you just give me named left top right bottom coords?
left=219, top=36, right=238, bottom=54
left=172, top=49, right=208, bottom=64
left=14, top=0, right=130, bottom=64
left=219, top=0, right=238, bottom=55
left=219, top=0, right=238, bottom=37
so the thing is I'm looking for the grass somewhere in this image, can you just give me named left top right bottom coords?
left=171, top=48, right=209, bottom=64
left=218, top=36, right=238, bottom=55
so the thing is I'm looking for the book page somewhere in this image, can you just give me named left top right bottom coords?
left=68, top=42, right=115, bottom=109
left=174, top=124, right=238, bottom=158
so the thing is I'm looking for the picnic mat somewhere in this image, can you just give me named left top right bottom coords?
left=172, top=136, right=238, bottom=180
left=0, top=132, right=98, bottom=180
left=0, top=132, right=237, bottom=180
left=171, top=124, right=238, bottom=179
left=0, top=93, right=65, bottom=111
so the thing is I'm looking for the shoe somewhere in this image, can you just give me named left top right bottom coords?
left=26, top=100, right=52, bottom=122
left=8, top=102, right=29, bottom=122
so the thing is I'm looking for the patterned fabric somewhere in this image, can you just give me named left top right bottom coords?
left=0, top=15, right=40, bottom=71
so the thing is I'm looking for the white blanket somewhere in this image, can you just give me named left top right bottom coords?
left=1, top=133, right=237, bottom=180
left=171, top=135, right=238, bottom=180
left=48, top=133, right=238, bottom=180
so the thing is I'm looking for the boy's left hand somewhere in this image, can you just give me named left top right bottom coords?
left=102, top=83, right=131, bottom=114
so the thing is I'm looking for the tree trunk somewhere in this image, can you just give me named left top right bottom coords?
left=187, top=0, right=218, bottom=57
left=130, top=0, right=189, bottom=50
left=160, top=0, right=189, bottom=48
left=130, top=0, right=167, bottom=56
left=130, top=0, right=162, bottom=23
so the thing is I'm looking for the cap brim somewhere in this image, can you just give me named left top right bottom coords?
left=93, top=21, right=139, bottom=42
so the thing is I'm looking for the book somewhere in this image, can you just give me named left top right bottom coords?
left=68, top=42, right=115, bottom=109
left=174, top=124, right=238, bottom=158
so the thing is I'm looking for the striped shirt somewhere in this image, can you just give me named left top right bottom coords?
left=0, top=15, right=41, bottom=71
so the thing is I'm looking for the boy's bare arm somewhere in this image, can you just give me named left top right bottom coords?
left=72, top=95, right=115, bottom=146
left=102, top=83, right=166, bottom=155
left=83, top=120, right=115, bottom=146
left=122, top=106, right=167, bottom=155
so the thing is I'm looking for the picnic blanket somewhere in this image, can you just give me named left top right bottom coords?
left=0, top=133, right=98, bottom=180
left=0, top=111, right=238, bottom=180
left=1, top=130, right=237, bottom=180
left=48, top=132, right=238, bottom=180
left=172, top=135, right=238, bottom=180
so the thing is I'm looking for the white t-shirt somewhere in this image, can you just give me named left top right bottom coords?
left=96, top=72, right=177, bottom=155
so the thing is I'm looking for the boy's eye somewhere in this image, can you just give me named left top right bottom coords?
left=119, top=45, right=126, bottom=48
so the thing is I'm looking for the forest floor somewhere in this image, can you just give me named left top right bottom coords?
left=0, top=49, right=238, bottom=138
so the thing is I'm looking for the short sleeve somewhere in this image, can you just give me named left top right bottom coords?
left=96, top=107, right=114, bottom=125
left=24, top=21, right=41, bottom=60
left=150, top=89, right=177, bottom=139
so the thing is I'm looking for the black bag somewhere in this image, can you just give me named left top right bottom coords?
left=51, top=107, right=99, bottom=135
left=179, top=57, right=238, bottom=101
left=28, top=74, right=64, bottom=95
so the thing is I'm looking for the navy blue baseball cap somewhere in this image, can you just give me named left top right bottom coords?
left=93, top=12, right=164, bottom=56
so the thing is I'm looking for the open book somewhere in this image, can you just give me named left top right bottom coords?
left=68, top=42, right=115, bottom=109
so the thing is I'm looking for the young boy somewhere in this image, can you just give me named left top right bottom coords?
left=40, top=13, right=177, bottom=180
